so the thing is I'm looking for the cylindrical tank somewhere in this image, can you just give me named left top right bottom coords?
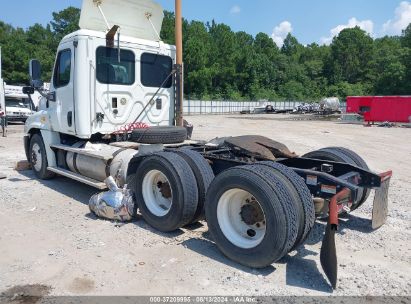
left=320, top=97, right=340, bottom=111
left=109, top=149, right=139, bottom=186
left=66, top=142, right=137, bottom=186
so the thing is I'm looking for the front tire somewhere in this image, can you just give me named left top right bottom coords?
left=29, top=134, right=55, bottom=180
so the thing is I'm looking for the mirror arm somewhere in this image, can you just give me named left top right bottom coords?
left=35, top=88, right=48, bottom=98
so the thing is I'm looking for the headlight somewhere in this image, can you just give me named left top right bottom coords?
left=6, top=111, right=12, bottom=115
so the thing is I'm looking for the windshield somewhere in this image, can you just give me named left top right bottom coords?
left=5, top=97, right=31, bottom=109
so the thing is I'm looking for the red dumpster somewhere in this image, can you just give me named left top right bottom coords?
left=346, top=96, right=411, bottom=123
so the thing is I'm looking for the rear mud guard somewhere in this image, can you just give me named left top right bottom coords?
left=320, top=188, right=350, bottom=289
left=321, top=171, right=392, bottom=289
left=372, top=171, right=393, bottom=229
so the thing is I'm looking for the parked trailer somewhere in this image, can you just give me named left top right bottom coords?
left=21, top=0, right=392, bottom=290
left=347, top=96, right=411, bottom=123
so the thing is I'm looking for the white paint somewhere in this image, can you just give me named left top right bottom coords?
left=79, top=0, right=164, bottom=41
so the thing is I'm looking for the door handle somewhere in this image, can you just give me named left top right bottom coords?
left=67, top=111, right=73, bottom=127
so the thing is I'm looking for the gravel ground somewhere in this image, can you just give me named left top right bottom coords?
left=0, top=116, right=410, bottom=297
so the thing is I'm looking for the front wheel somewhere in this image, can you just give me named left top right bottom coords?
left=29, top=134, right=55, bottom=180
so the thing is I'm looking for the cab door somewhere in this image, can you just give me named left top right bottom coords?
left=51, top=44, right=75, bottom=134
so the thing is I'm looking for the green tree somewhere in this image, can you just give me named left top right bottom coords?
left=0, top=22, right=31, bottom=83
left=279, top=80, right=305, bottom=100
left=281, top=33, right=303, bottom=57
left=184, top=21, right=213, bottom=97
left=327, top=27, right=374, bottom=85
left=401, top=24, right=411, bottom=93
left=402, top=23, right=411, bottom=47
left=372, top=37, right=407, bottom=95
left=160, top=11, right=175, bottom=45
left=207, top=22, right=238, bottom=99
left=50, top=7, right=80, bottom=42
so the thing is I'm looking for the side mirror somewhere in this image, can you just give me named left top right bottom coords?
left=29, top=59, right=44, bottom=89
left=22, top=86, right=35, bottom=95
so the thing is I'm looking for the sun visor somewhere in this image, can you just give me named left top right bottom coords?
left=79, top=0, right=164, bottom=41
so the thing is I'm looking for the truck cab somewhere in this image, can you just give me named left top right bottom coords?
left=25, top=0, right=175, bottom=140
left=23, top=0, right=179, bottom=186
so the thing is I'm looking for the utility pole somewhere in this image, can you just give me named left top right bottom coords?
left=175, top=0, right=184, bottom=126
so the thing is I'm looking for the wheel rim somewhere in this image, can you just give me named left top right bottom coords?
left=31, top=143, right=42, bottom=172
left=217, top=189, right=266, bottom=249
left=142, top=170, right=173, bottom=217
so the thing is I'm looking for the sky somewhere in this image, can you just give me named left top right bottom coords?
left=0, top=0, right=410, bottom=47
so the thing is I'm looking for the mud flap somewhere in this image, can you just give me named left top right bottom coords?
left=372, top=171, right=392, bottom=229
left=320, top=188, right=350, bottom=289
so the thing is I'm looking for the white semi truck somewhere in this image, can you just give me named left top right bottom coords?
left=3, top=85, right=36, bottom=122
left=22, top=0, right=392, bottom=289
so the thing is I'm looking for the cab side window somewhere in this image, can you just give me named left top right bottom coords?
left=53, top=49, right=72, bottom=88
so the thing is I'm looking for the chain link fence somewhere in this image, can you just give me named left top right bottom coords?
left=183, top=100, right=347, bottom=115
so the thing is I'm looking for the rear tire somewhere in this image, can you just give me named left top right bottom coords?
left=173, top=149, right=215, bottom=223
left=29, top=134, right=55, bottom=180
left=256, top=161, right=315, bottom=249
left=330, top=147, right=371, bottom=210
left=134, top=152, right=198, bottom=232
left=302, top=147, right=370, bottom=210
left=205, top=165, right=299, bottom=268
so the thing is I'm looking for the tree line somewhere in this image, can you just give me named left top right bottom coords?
left=0, top=7, right=410, bottom=101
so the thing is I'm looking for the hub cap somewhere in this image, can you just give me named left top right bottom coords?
left=217, top=189, right=266, bottom=249
left=142, top=170, right=173, bottom=217
left=31, top=143, right=42, bottom=172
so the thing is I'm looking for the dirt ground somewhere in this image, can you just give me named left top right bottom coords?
left=0, top=115, right=410, bottom=297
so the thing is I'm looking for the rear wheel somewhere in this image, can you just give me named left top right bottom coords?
left=330, top=147, right=371, bottom=210
left=134, top=152, right=198, bottom=232
left=205, top=165, right=299, bottom=268
left=256, top=161, right=315, bottom=249
left=303, top=147, right=370, bottom=210
left=29, top=134, right=55, bottom=180
left=173, top=149, right=215, bottom=223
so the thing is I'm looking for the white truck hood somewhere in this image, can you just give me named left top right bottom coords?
left=79, top=0, right=164, bottom=41
left=6, top=106, right=32, bottom=113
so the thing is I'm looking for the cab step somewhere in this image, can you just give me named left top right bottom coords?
left=47, top=166, right=107, bottom=189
